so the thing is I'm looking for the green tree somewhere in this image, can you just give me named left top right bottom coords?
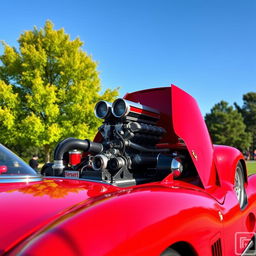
left=235, top=92, right=256, bottom=151
left=205, top=101, right=251, bottom=151
left=0, top=21, right=118, bottom=161
left=0, top=80, right=19, bottom=145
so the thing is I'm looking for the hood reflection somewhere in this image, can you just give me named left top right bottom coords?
left=6, top=179, right=119, bottom=199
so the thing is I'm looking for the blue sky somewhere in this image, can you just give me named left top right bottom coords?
left=0, top=0, right=255, bottom=115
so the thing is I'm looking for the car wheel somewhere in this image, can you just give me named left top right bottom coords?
left=234, top=162, right=246, bottom=208
left=160, top=248, right=182, bottom=256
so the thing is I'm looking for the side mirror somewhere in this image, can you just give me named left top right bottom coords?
left=0, top=165, right=8, bottom=174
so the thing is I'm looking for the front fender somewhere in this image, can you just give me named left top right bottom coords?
left=13, top=185, right=222, bottom=256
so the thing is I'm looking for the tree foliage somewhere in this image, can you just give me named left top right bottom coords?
left=0, top=80, right=19, bottom=145
left=205, top=101, right=251, bottom=151
left=0, top=21, right=118, bottom=161
left=235, top=92, right=256, bottom=150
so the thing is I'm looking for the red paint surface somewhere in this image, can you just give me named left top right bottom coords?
left=0, top=178, right=119, bottom=254
left=4, top=177, right=256, bottom=256
left=1, top=85, right=256, bottom=256
left=171, top=85, right=216, bottom=188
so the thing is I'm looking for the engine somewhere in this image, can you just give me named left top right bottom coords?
left=50, top=98, right=184, bottom=187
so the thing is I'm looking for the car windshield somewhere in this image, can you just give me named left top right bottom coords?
left=0, top=144, right=41, bottom=182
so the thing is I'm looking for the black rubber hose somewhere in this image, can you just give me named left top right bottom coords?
left=128, top=142, right=169, bottom=153
left=54, top=138, right=103, bottom=160
left=53, top=137, right=75, bottom=160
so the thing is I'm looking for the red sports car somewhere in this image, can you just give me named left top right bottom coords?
left=1, top=85, right=256, bottom=256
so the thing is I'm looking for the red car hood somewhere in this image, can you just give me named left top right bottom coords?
left=124, top=85, right=216, bottom=189
left=0, top=178, right=119, bottom=253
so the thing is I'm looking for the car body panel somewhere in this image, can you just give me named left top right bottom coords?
left=214, top=145, right=247, bottom=186
left=7, top=176, right=256, bottom=256
left=171, top=85, right=216, bottom=189
left=0, top=178, right=119, bottom=254
left=8, top=181, right=222, bottom=256
left=1, top=85, right=256, bottom=256
left=220, top=174, right=256, bottom=255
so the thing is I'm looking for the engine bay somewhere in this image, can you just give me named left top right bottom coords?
left=44, top=96, right=198, bottom=187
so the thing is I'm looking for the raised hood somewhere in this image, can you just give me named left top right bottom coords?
left=0, top=178, right=119, bottom=254
left=125, top=85, right=216, bottom=188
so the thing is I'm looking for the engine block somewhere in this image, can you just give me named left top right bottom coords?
left=50, top=98, right=184, bottom=186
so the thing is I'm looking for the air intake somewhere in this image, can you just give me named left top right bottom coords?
left=211, top=239, right=222, bottom=256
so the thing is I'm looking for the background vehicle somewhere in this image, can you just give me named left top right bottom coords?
left=1, top=85, right=256, bottom=256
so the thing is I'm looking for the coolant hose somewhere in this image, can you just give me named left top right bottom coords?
left=52, top=138, right=103, bottom=175
left=53, top=137, right=76, bottom=159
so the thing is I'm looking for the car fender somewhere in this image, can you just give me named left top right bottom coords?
left=213, top=145, right=246, bottom=186
left=13, top=186, right=223, bottom=256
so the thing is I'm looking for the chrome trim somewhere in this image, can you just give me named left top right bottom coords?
left=171, top=158, right=181, bottom=170
left=92, top=154, right=109, bottom=171
left=124, top=99, right=160, bottom=114
left=0, top=175, right=42, bottom=183
left=69, top=150, right=81, bottom=155
left=52, top=160, right=65, bottom=170
left=112, top=98, right=160, bottom=118
left=94, top=101, right=112, bottom=119
left=171, top=158, right=183, bottom=178
left=112, top=98, right=130, bottom=118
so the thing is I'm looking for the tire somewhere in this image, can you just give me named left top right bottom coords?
left=160, top=248, right=182, bottom=256
left=234, top=162, right=246, bottom=208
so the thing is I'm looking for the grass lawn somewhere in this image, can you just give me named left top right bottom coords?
left=246, top=161, right=256, bottom=176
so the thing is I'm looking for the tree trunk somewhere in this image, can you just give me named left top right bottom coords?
left=44, top=144, right=51, bottom=163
